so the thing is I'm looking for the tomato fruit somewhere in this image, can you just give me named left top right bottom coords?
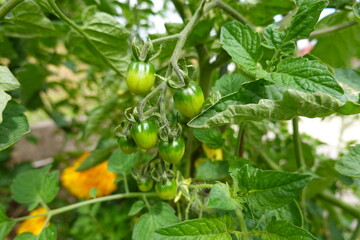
left=173, top=81, right=204, bottom=118
left=155, top=179, right=178, bottom=200
left=131, top=119, right=158, bottom=150
left=126, top=61, right=156, bottom=94
left=158, top=137, right=185, bottom=164
left=117, top=136, right=137, bottom=154
left=137, top=178, right=154, bottom=192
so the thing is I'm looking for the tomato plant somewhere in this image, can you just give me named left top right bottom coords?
left=1, top=0, right=360, bottom=239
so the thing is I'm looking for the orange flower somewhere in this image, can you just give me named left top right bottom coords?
left=17, top=207, right=48, bottom=235
left=60, top=152, right=117, bottom=199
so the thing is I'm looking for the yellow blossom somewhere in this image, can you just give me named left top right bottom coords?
left=61, top=152, right=117, bottom=199
left=17, top=207, right=48, bottom=235
left=202, top=143, right=223, bottom=161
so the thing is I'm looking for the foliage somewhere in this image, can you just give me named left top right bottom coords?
left=0, top=0, right=360, bottom=239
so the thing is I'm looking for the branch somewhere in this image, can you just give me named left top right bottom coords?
left=318, top=191, right=360, bottom=218
left=292, top=117, right=305, bottom=171
left=309, top=20, right=358, bottom=39
left=0, top=0, right=23, bottom=20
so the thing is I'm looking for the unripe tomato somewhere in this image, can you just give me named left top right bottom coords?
left=155, top=179, right=178, bottom=200
left=138, top=178, right=154, bottom=192
left=117, top=136, right=137, bottom=154
left=173, top=81, right=204, bottom=118
left=158, top=137, right=185, bottom=164
left=126, top=61, right=155, bottom=95
left=131, top=119, right=158, bottom=150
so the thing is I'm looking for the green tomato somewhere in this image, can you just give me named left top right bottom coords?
left=158, top=137, right=185, bottom=164
left=155, top=179, right=178, bottom=200
left=117, top=136, right=137, bottom=154
left=138, top=178, right=154, bottom=192
left=126, top=61, right=156, bottom=95
left=173, top=81, right=204, bottom=118
left=131, top=119, right=158, bottom=150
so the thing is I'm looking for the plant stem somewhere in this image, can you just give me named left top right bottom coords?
left=318, top=192, right=360, bottom=218
left=13, top=192, right=157, bottom=223
left=351, top=219, right=360, bottom=240
left=292, top=117, right=305, bottom=171
left=235, top=208, right=249, bottom=240
left=309, top=20, right=358, bottom=39
left=152, top=33, right=180, bottom=45
left=184, top=128, right=193, bottom=178
left=0, top=0, right=23, bottom=20
left=213, top=0, right=254, bottom=28
left=259, top=151, right=282, bottom=171
left=188, top=183, right=214, bottom=189
left=48, top=0, right=123, bottom=76
left=123, top=173, right=129, bottom=193
left=235, top=123, right=246, bottom=157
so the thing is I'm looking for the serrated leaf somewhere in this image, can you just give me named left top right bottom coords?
left=108, top=149, right=139, bottom=174
left=207, top=183, right=237, bottom=211
left=262, top=25, right=295, bottom=54
left=155, top=215, right=235, bottom=240
left=193, top=128, right=224, bottom=148
left=132, top=202, right=179, bottom=240
left=211, top=73, right=251, bottom=97
left=0, top=66, right=20, bottom=123
left=11, top=165, right=59, bottom=209
left=3, top=0, right=55, bottom=38
left=285, top=0, right=327, bottom=40
left=231, top=165, right=312, bottom=210
left=335, top=145, right=360, bottom=178
left=220, top=21, right=262, bottom=75
left=0, top=101, right=30, bottom=151
left=188, top=80, right=360, bottom=128
left=77, top=138, right=117, bottom=171
left=258, top=57, right=343, bottom=96
left=251, top=220, right=317, bottom=240
left=67, top=6, right=131, bottom=76
left=128, top=200, right=145, bottom=216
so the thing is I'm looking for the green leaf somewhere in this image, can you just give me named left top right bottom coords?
left=335, top=145, right=360, bottom=178
left=11, top=165, right=59, bottom=209
left=128, top=200, right=145, bottom=216
left=188, top=80, right=360, bottom=128
left=354, top=2, right=360, bottom=20
left=77, top=138, right=117, bottom=171
left=3, top=0, right=55, bottom=38
left=0, top=66, right=20, bottom=123
left=258, top=57, right=343, bottom=96
left=220, top=21, right=262, bottom=75
left=231, top=165, right=312, bottom=210
left=211, top=73, right=251, bottom=97
left=262, top=25, right=295, bottom=54
left=311, top=12, right=360, bottom=68
left=132, top=202, right=179, bottom=240
left=285, top=0, right=327, bottom=40
left=67, top=6, right=131, bottom=76
left=0, top=101, right=30, bottom=151
left=196, top=160, right=229, bottom=181
left=207, top=183, right=237, bottom=211
left=84, top=94, right=118, bottom=138
left=0, top=206, right=14, bottom=240
left=251, top=220, right=317, bottom=240
left=155, top=215, right=235, bottom=240
left=108, top=149, right=140, bottom=174
left=193, top=128, right=224, bottom=148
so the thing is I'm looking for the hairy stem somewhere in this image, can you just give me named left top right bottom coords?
left=309, top=20, right=358, bottom=39
left=318, top=192, right=360, bottom=218
left=235, top=208, right=249, bottom=240
left=13, top=192, right=157, bottom=223
left=213, top=0, right=254, bottom=28
left=184, top=128, right=194, bottom=178
left=292, top=117, right=305, bottom=170
left=0, top=0, right=23, bottom=20
left=351, top=219, right=360, bottom=240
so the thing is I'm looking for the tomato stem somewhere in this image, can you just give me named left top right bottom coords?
left=0, top=0, right=24, bottom=20
left=235, top=208, right=249, bottom=240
